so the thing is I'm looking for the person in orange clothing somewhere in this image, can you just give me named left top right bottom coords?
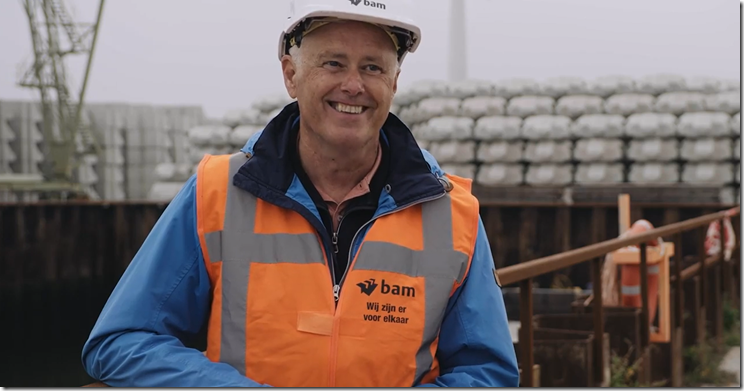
left=81, top=0, right=519, bottom=387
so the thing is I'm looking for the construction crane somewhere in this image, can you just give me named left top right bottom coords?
left=9, top=0, right=105, bottom=199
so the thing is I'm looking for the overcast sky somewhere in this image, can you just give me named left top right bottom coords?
left=0, top=0, right=739, bottom=119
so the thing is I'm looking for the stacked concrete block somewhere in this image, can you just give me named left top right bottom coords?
left=0, top=101, right=46, bottom=202
left=87, top=104, right=127, bottom=200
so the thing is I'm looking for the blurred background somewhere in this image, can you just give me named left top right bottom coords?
left=0, top=0, right=740, bottom=386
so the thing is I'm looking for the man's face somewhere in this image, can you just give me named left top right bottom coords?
left=281, top=20, right=400, bottom=150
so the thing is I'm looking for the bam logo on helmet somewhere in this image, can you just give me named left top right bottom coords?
left=349, top=0, right=386, bottom=10
left=357, top=278, right=415, bottom=297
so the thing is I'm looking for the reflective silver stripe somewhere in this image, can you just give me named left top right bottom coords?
left=621, top=285, right=640, bottom=295
left=648, top=265, right=659, bottom=275
left=218, top=153, right=253, bottom=375
left=213, top=153, right=327, bottom=374
left=204, top=231, right=222, bottom=262
left=352, top=195, right=469, bottom=385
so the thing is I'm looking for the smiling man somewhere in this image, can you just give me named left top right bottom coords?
left=81, top=0, right=519, bottom=387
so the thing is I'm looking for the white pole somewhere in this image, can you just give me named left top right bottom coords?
left=448, top=0, right=467, bottom=82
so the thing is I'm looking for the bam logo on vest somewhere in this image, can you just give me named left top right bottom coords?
left=356, top=278, right=415, bottom=297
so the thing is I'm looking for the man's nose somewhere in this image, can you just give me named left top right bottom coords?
left=340, top=69, right=365, bottom=96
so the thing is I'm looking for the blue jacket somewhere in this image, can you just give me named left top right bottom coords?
left=81, top=103, right=520, bottom=387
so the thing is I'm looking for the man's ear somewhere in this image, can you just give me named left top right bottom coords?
left=392, top=67, right=400, bottom=96
left=281, top=54, right=298, bottom=99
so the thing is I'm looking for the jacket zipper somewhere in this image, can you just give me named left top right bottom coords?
left=334, top=191, right=446, bottom=302
left=327, top=190, right=446, bottom=387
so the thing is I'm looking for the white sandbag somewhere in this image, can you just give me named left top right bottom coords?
left=704, top=92, right=741, bottom=115
left=717, top=79, right=740, bottom=93
left=604, top=94, right=656, bottom=116
left=555, top=95, right=604, bottom=119
left=476, top=163, right=524, bottom=186
left=635, top=74, right=687, bottom=95
left=586, top=75, right=636, bottom=97
left=414, top=98, right=461, bottom=122
left=627, top=139, right=678, bottom=162
left=473, top=116, right=522, bottom=140
left=731, top=113, right=740, bottom=135
left=539, top=77, right=589, bottom=98
left=460, top=96, right=507, bottom=119
left=476, top=141, right=524, bottom=163
left=398, top=105, right=418, bottom=125
left=654, top=92, right=706, bottom=115
left=682, top=163, right=735, bottom=185
left=399, top=79, right=450, bottom=105
left=252, top=94, right=293, bottom=112
left=625, top=113, right=677, bottom=138
left=413, top=117, right=474, bottom=141
left=570, top=114, right=625, bottom=138
left=628, top=163, right=679, bottom=184
left=736, top=163, right=741, bottom=182
left=393, top=91, right=420, bottom=107
left=574, top=139, right=624, bottom=162
left=523, top=141, right=572, bottom=163
left=680, top=138, right=733, bottom=161
left=240, top=108, right=264, bottom=125
left=521, top=115, right=572, bottom=140
left=493, top=78, right=541, bottom=98
left=575, top=163, right=624, bottom=184
left=222, top=109, right=243, bottom=128
left=187, top=125, right=231, bottom=147
left=685, top=76, right=721, bottom=94
left=154, top=163, right=193, bottom=182
left=231, top=125, right=263, bottom=147
left=188, top=145, right=218, bottom=164
left=262, top=108, right=283, bottom=123
left=734, top=138, right=740, bottom=159
left=446, top=79, right=494, bottom=99
left=427, top=140, right=476, bottom=163
left=719, top=187, right=738, bottom=205
left=677, top=112, right=731, bottom=138
left=440, top=163, right=476, bottom=179
left=148, top=181, right=188, bottom=202
left=416, top=139, right=429, bottom=151
left=525, top=164, right=573, bottom=185
left=154, top=162, right=177, bottom=181
left=507, top=96, right=555, bottom=118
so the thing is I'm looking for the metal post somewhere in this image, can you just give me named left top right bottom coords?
left=639, top=242, right=651, bottom=385
left=714, top=219, right=725, bottom=345
left=520, top=278, right=534, bottom=387
left=592, top=257, right=605, bottom=386
left=671, top=233, right=684, bottom=387
left=698, top=227, right=707, bottom=343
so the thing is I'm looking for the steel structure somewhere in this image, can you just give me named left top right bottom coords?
left=13, top=0, right=105, bottom=198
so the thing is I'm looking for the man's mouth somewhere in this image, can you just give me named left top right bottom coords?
left=328, top=101, right=367, bottom=114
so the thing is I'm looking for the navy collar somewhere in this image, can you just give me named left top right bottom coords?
left=233, top=101, right=444, bottom=210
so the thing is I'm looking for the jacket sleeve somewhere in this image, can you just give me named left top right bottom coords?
left=81, top=175, right=270, bottom=387
left=417, top=216, right=520, bottom=387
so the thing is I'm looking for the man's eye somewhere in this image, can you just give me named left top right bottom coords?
left=325, top=61, right=341, bottom=67
left=366, top=65, right=382, bottom=72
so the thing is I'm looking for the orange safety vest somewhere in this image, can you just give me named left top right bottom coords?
left=194, top=152, right=481, bottom=387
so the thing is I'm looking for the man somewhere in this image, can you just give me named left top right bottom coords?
left=81, top=0, right=519, bottom=387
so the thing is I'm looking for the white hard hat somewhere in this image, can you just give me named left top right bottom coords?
left=278, top=0, right=422, bottom=64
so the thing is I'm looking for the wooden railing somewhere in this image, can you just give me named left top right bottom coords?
left=498, top=205, right=741, bottom=387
